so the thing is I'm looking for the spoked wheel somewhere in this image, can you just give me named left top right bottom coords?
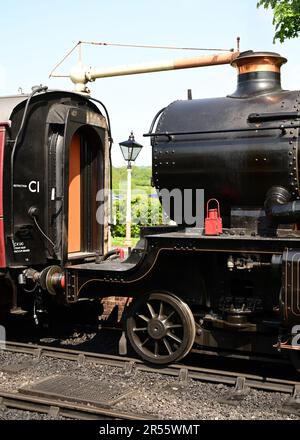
left=126, top=292, right=196, bottom=365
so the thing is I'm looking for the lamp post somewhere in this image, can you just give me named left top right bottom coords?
left=119, top=131, right=143, bottom=248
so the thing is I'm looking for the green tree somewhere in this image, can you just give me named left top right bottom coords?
left=111, top=196, right=163, bottom=238
left=111, top=165, right=163, bottom=238
left=257, top=0, right=300, bottom=42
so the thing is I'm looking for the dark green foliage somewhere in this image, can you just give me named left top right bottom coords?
left=257, top=0, right=300, bottom=42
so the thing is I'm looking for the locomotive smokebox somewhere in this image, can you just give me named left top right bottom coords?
left=151, top=51, right=300, bottom=226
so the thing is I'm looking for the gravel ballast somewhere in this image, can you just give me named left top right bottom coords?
left=0, top=350, right=299, bottom=420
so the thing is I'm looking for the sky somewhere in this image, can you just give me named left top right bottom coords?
left=1, top=0, right=300, bottom=166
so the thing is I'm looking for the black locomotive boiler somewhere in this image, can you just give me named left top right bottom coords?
left=1, top=50, right=300, bottom=370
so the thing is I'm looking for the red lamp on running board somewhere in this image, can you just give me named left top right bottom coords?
left=205, top=199, right=223, bottom=235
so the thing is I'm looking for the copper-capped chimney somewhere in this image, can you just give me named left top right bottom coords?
left=230, top=50, right=287, bottom=98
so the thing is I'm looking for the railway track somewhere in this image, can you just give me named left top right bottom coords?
left=0, top=342, right=161, bottom=420
left=2, top=341, right=300, bottom=394
left=0, top=389, right=154, bottom=420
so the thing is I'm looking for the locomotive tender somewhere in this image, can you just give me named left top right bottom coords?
left=1, top=50, right=300, bottom=370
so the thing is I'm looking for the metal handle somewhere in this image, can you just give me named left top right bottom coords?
left=206, top=198, right=220, bottom=216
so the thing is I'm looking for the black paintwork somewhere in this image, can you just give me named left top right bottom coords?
left=63, top=63, right=300, bottom=360
left=151, top=90, right=300, bottom=223
left=1, top=91, right=106, bottom=267
left=1, top=56, right=300, bottom=363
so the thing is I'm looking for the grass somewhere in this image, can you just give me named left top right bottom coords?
left=111, top=236, right=139, bottom=247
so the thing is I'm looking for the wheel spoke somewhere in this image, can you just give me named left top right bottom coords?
left=166, top=331, right=182, bottom=344
left=133, top=327, right=148, bottom=332
left=137, top=314, right=150, bottom=322
left=166, top=323, right=183, bottom=329
left=163, top=337, right=173, bottom=355
left=165, top=310, right=175, bottom=321
left=147, top=302, right=156, bottom=318
left=140, top=337, right=150, bottom=347
left=158, top=301, right=164, bottom=318
left=154, top=341, right=159, bottom=356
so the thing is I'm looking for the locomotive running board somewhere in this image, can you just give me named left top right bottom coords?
left=65, top=231, right=300, bottom=300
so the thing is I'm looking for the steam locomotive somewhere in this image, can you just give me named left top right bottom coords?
left=1, top=50, right=300, bottom=370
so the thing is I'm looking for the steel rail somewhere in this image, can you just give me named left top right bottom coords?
left=0, top=389, right=154, bottom=420
left=2, top=341, right=300, bottom=395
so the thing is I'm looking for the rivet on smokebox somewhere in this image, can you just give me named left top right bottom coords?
left=205, top=199, right=223, bottom=236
